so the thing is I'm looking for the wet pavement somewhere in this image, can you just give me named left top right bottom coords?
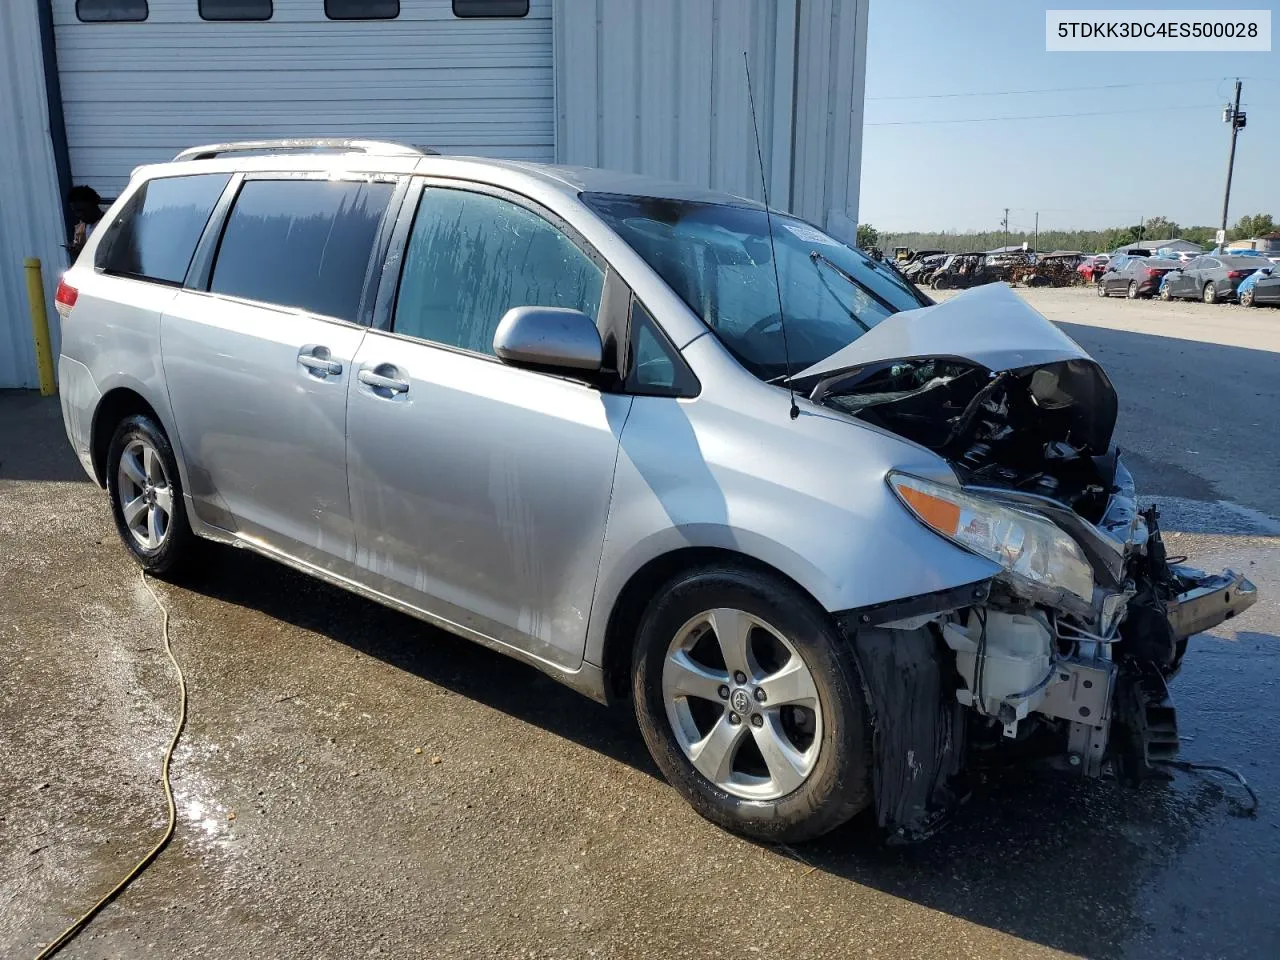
left=2, top=288, right=1279, bottom=959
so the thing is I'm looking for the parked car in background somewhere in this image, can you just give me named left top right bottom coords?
left=1097, top=256, right=1179, bottom=299
left=1239, top=267, right=1278, bottom=308
left=1077, top=254, right=1109, bottom=283
left=1161, top=255, right=1267, bottom=303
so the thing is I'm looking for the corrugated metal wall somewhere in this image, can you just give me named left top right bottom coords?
left=792, top=0, right=868, bottom=244
left=52, top=0, right=557, bottom=200
left=553, top=0, right=866, bottom=242
left=0, top=1, right=69, bottom=389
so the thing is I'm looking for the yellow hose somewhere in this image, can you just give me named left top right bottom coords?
left=32, top=570, right=188, bottom=959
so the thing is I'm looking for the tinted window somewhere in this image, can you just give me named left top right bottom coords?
left=210, top=178, right=393, bottom=322
left=325, top=0, right=398, bottom=19
left=77, top=0, right=147, bottom=21
left=97, top=174, right=230, bottom=284
left=199, top=0, right=272, bottom=20
left=394, top=189, right=603, bottom=356
left=453, top=0, right=529, bottom=15
left=626, top=300, right=698, bottom=397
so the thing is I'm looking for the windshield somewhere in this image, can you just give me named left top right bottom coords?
left=582, top=193, right=928, bottom=381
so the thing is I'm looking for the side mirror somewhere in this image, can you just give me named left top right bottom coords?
left=493, top=306, right=603, bottom=374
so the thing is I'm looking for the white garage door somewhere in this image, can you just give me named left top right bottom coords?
left=52, top=0, right=553, bottom=200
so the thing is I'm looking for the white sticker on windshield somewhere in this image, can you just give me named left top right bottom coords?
left=783, top=222, right=841, bottom=247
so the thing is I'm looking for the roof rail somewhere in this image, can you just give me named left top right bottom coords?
left=172, top=138, right=440, bottom=162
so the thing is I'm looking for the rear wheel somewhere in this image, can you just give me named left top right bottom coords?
left=1096, top=280, right=1108, bottom=297
left=631, top=565, right=871, bottom=842
left=1159, top=283, right=1173, bottom=301
left=1203, top=282, right=1218, bottom=304
left=106, top=415, right=196, bottom=576
left=1240, top=288, right=1255, bottom=308
left=1127, top=280, right=1139, bottom=299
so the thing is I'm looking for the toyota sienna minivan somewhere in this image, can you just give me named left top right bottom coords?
left=58, top=140, right=1255, bottom=841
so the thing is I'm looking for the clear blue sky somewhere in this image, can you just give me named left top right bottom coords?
left=859, top=0, right=1279, bottom=233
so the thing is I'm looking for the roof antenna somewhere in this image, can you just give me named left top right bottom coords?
left=744, top=52, right=799, bottom=421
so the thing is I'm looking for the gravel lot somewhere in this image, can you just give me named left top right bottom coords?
left=3, top=286, right=1278, bottom=959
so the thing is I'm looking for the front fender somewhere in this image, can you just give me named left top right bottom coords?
left=583, top=374, right=1000, bottom=667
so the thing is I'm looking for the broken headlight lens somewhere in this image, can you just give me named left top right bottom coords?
left=889, top=472, right=1095, bottom=603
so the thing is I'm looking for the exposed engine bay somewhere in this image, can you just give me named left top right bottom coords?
left=811, top=356, right=1118, bottom=521
left=799, top=289, right=1258, bottom=839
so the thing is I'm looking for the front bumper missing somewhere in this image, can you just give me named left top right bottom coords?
left=1167, top=565, right=1258, bottom=640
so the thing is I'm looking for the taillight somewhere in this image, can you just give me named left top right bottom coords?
left=1227, top=270, right=1249, bottom=280
left=54, top=277, right=78, bottom=319
left=1145, top=268, right=1160, bottom=278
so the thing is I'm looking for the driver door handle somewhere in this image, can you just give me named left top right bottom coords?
left=358, top=366, right=410, bottom=395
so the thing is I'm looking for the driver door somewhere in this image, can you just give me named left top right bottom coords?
left=344, top=182, right=632, bottom=669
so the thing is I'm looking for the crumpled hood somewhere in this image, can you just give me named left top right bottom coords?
left=794, top=282, right=1092, bottom=381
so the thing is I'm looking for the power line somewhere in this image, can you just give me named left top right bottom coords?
left=866, top=103, right=1220, bottom=126
left=867, top=77, right=1226, bottom=101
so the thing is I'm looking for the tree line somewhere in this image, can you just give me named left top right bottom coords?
left=856, top=214, right=1276, bottom=255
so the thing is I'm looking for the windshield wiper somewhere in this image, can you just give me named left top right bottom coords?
left=808, top=250, right=901, bottom=320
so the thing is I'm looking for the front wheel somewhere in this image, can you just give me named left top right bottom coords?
left=106, top=414, right=196, bottom=577
left=1203, top=282, right=1218, bottom=304
left=631, top=566, right=871, bottom=842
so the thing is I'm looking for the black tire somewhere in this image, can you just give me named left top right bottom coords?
left=105, top=414, right=197, bottom=577
left=1240, top=288, right=1255, bottom=308
left=631, top=565, right=872, bottom=842
left=1127, top=280, right=1139, bottom=299
left=1203, top=282, right=1217, bottom=304
left=1096, top=281, right=1108, bottom=297
left=1159, top=283, right=1173, bottom=301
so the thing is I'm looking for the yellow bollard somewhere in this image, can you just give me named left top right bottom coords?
left=23, top=257, right=57, bottom=397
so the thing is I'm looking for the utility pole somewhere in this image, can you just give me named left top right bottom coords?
left=1034, top=212, right=1039, bottom=254
left=1002, top=208, right=1009, bottom=252
left=1221, top=79, right=1246, bottom=243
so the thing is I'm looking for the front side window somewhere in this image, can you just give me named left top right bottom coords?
left=394, top=189, right=603, bottom=356
left=325, top=0, right=398, bottom=19
left=583, top=193, right=927, bottom=382
left=76, top=0, right=147, bottom=21
left=97, top=173, right=231, bottom=285
left=209, top=178, right=394, bottom=322
left=199, top=0, right=272, bottom=20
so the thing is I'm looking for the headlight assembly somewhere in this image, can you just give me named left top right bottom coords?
left=889, top=472, right=1095, bottom=603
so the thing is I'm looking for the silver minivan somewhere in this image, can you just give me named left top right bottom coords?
left=58, top=140, right=1255, bottom=841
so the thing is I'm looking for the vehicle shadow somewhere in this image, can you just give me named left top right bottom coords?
left=0, top=391, right=90, bottom=484
left=186, top=543, right=1231, bottom=960
left=189, top=545, right=661, bottom=777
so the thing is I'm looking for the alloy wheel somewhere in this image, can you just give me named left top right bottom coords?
left=662, top=608, right=822, bottom=800
left=1203, top=282, right=1217, bottom=304
left=1127, top=280, right=1139, bottom=299
left=1241, top=289, right=1255, bottom=307
left=116, top=438, right=173, bottom=551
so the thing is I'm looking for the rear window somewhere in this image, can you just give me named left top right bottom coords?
left=209, top=178, right=394, bottom=323
left=96, top=173, right=231, bottom=285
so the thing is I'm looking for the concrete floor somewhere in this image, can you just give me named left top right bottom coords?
left=3, top=286, right=1279, bottom=959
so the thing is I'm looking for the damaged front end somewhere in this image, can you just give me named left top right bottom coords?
left=804, top=284, right=1258, bottom=839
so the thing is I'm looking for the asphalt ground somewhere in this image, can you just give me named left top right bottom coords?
left=2, top=285, right=1278, bottom=959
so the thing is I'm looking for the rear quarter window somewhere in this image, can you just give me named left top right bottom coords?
left=96, top=173, right=231, bottom=285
